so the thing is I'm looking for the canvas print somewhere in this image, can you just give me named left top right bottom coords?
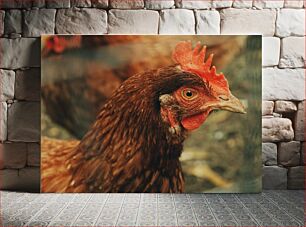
left=41, top=35, right=261, bottom=193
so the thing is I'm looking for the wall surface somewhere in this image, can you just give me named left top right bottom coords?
left=0, top=0, right=305, bottom=192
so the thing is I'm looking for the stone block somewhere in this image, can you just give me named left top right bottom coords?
left=4, top=9, right=22, bottom=34
left=56, top=8, right=107, bottom=34
left=262, top=68, right=305, bottom=101
left=145, top=0, right=175, bottom=9
left=8, top=102, right=40, bottom=142
left=212, top=0, right=232, bottom=8
left=276, top=9, right=305, bottom=37
left=262, top=118, right=294, bottom=142
left=32, top=0, right=46, bottom=8
left=27, top=143, right=40, bottom=167
left=263, top=166, right=287, bottom=189
left=175, top=0, right=212, bottom=8
left=288, top=166, right=304, bottom=189
left=110, top=0, right=144, bottom=8
left=220, top=9, right=276, bottom=36
left=195, top=10, right=220, bottom=35
left=108, top=10, right=159, bottom=34
left=262, top=37, right=280, bottom=66
left=301, top=142, right=305, bottom=165
left=294, top=101, right=305, bottom=141
left=278, top=141, right=301, bottom=167
left=0, top=0, right=32, bottom=8
left=280, top=37, right=305, bottom=68
left=91, top=0, right=108, bottom=8
left=0, top=102, right=7, bottom=142
left=232, top=0, right=252, bottom=8
left=0, top=142, right=27, bottom=169
left=0, top=167, right=40, bottom=192
left=15, top=68, right=41, bottom=101
left=0, top=10, right=4, bottom=35
left=274, top=101, right=297, bottom=113
left=284, top=0, right=304, bottom=8
left=0, top=38, right=40, bottom=69
left=262, top=143, right=277, bottom=165
left=71, top=0, right=91, bottom=7
left=0, top=69, right=15, bottom=102
left=159, top=9, right=195, bottom=34
left=23, top=9, right=56, bottom=37
left=262, top=101, right=274, bottom=115
left=253, top=0, right=284, bottom=8
left=46, top=0, right=70, bottom=8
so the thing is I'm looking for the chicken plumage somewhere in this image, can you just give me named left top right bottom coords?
left=41, top=41, right=246, bottom=193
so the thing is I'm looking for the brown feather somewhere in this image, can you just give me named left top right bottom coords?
left=41, top=66, right=205, bottom=192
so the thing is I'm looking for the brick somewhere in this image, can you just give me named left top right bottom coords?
left=294, top=101, right=305, bottom=141
left=56, top=8, right=107, bottom=34
left=145, top=0, right=175, bottom=9
left=220, top=9, right=276, bottom=36
left=262, top=143, right=277, bottom=165
left=276, top=9, right=305, bottom=37
left=46, top=0, right=70, bottom=8
left=32, top=0, right=46, bottom=8
left=274, top=101, right=297, bottom=113
left=279, top=37, right=305, bottom=68
left=91, top=0, right=108, bottom=8
left=284, top=0, right=304, bottom=8
left=288, top=166, right=304, bottom=189
left=110, top=0, right=144, bottom=8
left=0, top=0, right=32, bottom=8
left=0, top=69, right=15, bottom=102
left=262, top=37, right=280, bottom=66
left=232, top=0, right=252, bottom=8
left=108, top=10, right=159, bottom=34
left=278, top=141, right=301, bottom=167
left=27, top=143, right=40, bottom=167
left=0, top=167, right=40, bottom=192
left=262, top=118, right=294, bottom=142
left=262, top=101, right=274, bottom=115
left=195, top=10, right=220, bottom=35
left=253, top=0, right=284, bottom=8
left=175, top=0, right=212, bottom=8
left=71, top=0, right=91, bottom=7
left=0, top=142, right=27, bottom=169
left=262, top=68, right=305, bottom=101
left=0, top=10, right=4, bottom=35
left=15, top=68, right=41, bottom=101
left=8, top=102, right=40, bottom=142
left=23, top=9, right=56, bottom=37
left=0, top=38, right=40, bottom=69
left=263, top=166, right=287, bottom=189
left=212, top=0, right=232, bottom=8
left=301, top=142, right=305, bottom=165
left=4, top=9, right=22, bottom=34
left=0, top=102, right=7, bottom=142
left=159, top=9, right=195, bottom=34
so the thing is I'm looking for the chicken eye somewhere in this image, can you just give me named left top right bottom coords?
left=181, top=89, right=198, bottom=100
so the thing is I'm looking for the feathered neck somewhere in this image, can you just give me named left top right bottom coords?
left=65, top=67, right=192, bottom=192
left=77, top=67, right=188, bottom=162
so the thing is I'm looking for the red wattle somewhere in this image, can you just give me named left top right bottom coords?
left=181, top=112, right=209, bottom=131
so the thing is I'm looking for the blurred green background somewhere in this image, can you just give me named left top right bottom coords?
left=41, top=35, right=262, bottom=193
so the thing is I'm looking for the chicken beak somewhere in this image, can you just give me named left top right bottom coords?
left=202, top=94, right=247, bottom=114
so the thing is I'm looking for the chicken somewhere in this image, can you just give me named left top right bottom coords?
left=41, top=41, right=246, bottom=193
left=41, top=35, right=245, bottom=138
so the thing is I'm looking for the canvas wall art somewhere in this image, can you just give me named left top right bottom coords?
left=41, top=35, right=261, bottom=193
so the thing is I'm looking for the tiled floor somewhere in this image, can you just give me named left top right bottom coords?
left=1, top=190, right=304, bottom=226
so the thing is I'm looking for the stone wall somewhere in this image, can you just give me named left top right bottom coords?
left=0, top=0, right=305, bottom=192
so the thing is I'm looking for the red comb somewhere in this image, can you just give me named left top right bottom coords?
left=172, top=41, right=228, bottom=90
